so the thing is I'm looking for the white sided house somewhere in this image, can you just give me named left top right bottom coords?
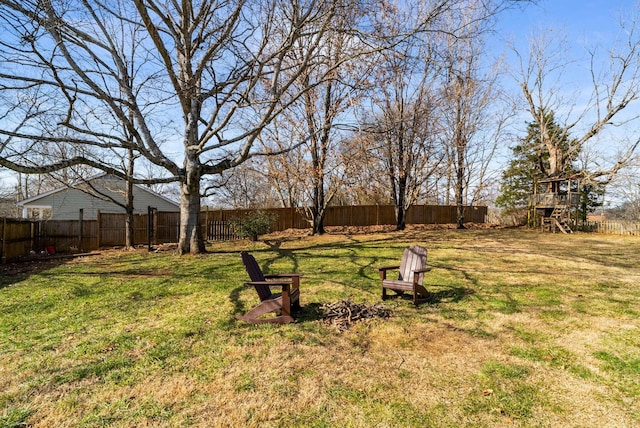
left=17, top=175, right=179, bottom=220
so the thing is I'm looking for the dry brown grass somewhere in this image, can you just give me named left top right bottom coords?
left=1, top=227, right=639, bottom=427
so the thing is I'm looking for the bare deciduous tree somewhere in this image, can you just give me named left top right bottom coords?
left=0, top=0, right=369, bottom=254
left=515, top=14, right=640, bottom=185
left=439, top=2, right=507, bottom=228
left=366, top=42, right=443, bottom=230
left=360, top=1, right=448, bottom=230
left=359, top=0, right=524, bottom=230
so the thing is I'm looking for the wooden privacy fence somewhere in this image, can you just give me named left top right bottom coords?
left=1, top=204, right=487, bottom=262
left=53, top=211, right=181, bottom=250
left=1, top=218, right=37, bottom=263
left=580, top=221, right=640, bottom=236
left=0, top=211, right=180, bottom=262
left=39, top=218, right=98, bottom=253
left=97, top=211, right=180, bottom=246
left=206, top=220, right=238, bottom=241
left=202, top=204, right=488, bottom=229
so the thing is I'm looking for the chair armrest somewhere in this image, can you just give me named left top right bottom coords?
left=412, top=267, right=431, bottom=284
left=264, top=273, right=301, bottom=289
left=378, top=265, right=400, bottom=280
left=264, top=273, right=302, bottom=279
left=246, top=280, right=291, bottom=293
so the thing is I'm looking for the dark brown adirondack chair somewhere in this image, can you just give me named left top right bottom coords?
left=236, top=251, right=302, bottom=324
left=379, top=245, right=431, bottom=305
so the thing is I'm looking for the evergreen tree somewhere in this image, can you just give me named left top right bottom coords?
left=578, top=183, right=605, bottom=221
left=496, top=111, right=575, bottom=212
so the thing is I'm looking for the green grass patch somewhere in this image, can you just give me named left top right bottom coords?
left=510, top=345, right=575, bottom=367
left=508, top=324, right=550, bottom=344
left=482, top=360, right=531, bottom=379
left=0, top=407, right=32, bottom=428
left=593, top=350, right=640, bottom=395
left=1, top=229, right=639, bottom=426
left=463, top=360, right=538, bottom=421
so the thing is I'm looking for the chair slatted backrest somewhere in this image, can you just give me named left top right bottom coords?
left=398, top=246, right=427, bottom=285
left=240, top=251, right=272, bottom=301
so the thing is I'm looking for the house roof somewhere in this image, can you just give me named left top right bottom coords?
left=17, top=174, right=179, bottom=208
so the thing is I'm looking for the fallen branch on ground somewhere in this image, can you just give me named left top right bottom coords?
left=321, top=300, right=391, bottom=331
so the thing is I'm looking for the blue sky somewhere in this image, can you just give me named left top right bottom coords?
left=495, top=0, right=639, bottom=58
left=499, top=0, right=635, bottom=40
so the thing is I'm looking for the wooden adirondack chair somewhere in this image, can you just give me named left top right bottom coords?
left=236, top=251, right=302, bottom=324
left=379, top=245, right=431, bottom=305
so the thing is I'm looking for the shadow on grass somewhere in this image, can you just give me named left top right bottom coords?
left=429, top=285, right=475, bottom=304
left=294, top=302, right=325, bottom=322
left=228, top=285, right=247, bottom=319
left=381, top=284, right=474, bottom=306
left=229, top=281, right=326, bottom=324
left=243, top=234, right=420, bottom=267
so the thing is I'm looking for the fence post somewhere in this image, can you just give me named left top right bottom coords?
left=78, top=209, right=84, bottom=252
left=1, top=217, right=6, bottom=264
left=31, top=221, right=37, bottom=255
left=153, top=209, right=158, bottom=245
left=97, top=211, right=101, bottom=249
left=147, top=206, right=155, bottom=251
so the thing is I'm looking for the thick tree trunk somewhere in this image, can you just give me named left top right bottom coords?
left=396, top=205, right=407, bottom=231
left=125, top=151, right=136, bottom=249
left=312, top=211, right=325, bottom=235
left=178, top=155, right=205, bottom=255
left=312, top=183, right=326, bottom=235
left=456, top=203, right=466, bottom=229
left=395, top=176, right=407, bottom=231
left=309, top=114, right=328, bottom=235
left=547, top=144, right=563, bottom=177
left=125, top=206, right=135, bottom=249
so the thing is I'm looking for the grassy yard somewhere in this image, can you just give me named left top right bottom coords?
left=1, top=227, right=639, bottom=427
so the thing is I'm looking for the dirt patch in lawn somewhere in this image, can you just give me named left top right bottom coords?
left=0, top=252, right=100, bottom=278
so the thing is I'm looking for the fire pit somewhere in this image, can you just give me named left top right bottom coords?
left=321, top=300, right=391, bottom=331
